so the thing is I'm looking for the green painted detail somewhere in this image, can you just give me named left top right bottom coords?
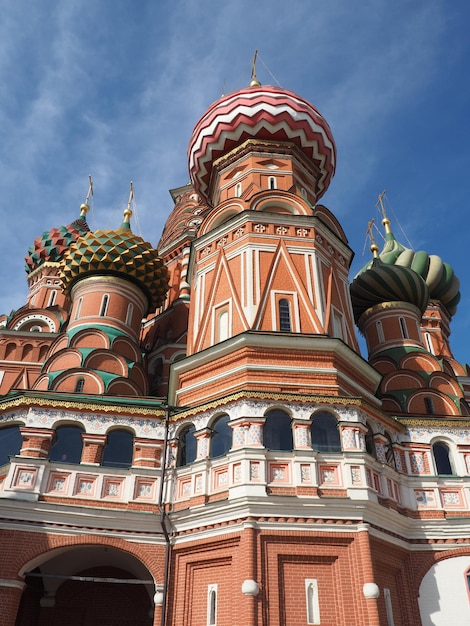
left=355, top=229, right=460, bottom=316
left=59, top=227, right=169, bottom=311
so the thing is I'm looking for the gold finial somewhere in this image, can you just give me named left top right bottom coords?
left=123, top=181, right=134, bottom=224
left=366, top=219, right=380, bottom=258
left=250, top=50, right=261, bottom=87
left=80, top=175, right=93, bottom=216
left=376, top=189, right=391, bottom=234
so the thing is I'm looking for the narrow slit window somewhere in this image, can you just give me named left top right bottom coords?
left=305, top=579, right=320, bottom=624
left=235, top=182, right=242, bottom=198
left=269, top=176, right=277, bottom=190
left=424, top=332, right=434, bottom=354
left=376, top=320, right=384, bottom=343
left=207, top=584, right=217, bottom=626
left=100, top=295, right=109, bottom=317
left=125, top=303, right=134, bottom=326
left=424, top=396, right=435, bottom=415
left=278, top=298, right=291, bottom=332
left=399, top=316, right=408, bottom=339
left=75, top=297, right=83, bottom=321
left=75, top=377, right=85, bottom=393
left=218, top=310, right=229, bottom=342
left=432, top=441, right=453, bottom=475
left=384, top=588, right=395, bottom=626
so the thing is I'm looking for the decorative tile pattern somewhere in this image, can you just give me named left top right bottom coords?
left=441, top=491, right=462, bottom=507
left=250, top=462, right=260, bottom=482
left=294, top=425, right=310, bottom=448
left=376, top=442, right=386, bottom=463
left=248, top=424, right=262, bottom=446
left=415, top=490, right=436, bottom=507
left=300, top=464, right=311, bottom=483
left=233, top=463, right=242, bottom=483
left=410, top=452, right=426, bottom=474
left=350, top=466, right=362, bottom=484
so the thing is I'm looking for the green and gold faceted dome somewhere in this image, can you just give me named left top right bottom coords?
left=350, top=258, right=430, bottom=323
left=59, top=211, right=169, bottom=311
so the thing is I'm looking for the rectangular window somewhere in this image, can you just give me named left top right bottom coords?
left=305, top=578, right=320, bottom=624
left=384, top=588, right=395, bottom=626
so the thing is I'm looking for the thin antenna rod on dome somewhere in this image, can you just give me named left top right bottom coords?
left=250, top=50, right=261, bottom=87
left=123, top=181, right=134, bottom=227
left=85, top=175, right=94, bottom=205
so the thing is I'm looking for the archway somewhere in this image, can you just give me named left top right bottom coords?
left=16, top=545, right=156, bottom=626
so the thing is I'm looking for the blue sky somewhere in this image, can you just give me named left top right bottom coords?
left=1, top=1, right=469, bottom=364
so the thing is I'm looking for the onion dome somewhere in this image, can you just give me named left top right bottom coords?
left=59, top=209, right=169, bottom=311
left=358, top=218, right=460, bottom=316
left=25, top=205, right=90, bottom=274
left=188, top=85, right=336, bottom=203
left=350, top=258, right=430, bottom=323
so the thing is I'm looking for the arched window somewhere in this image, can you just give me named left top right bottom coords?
left=0, top=425, right=22, bottom=465
left=218, top=310, right=229, bottom=342
left=102, top=429, right=134, bottom=468
left=48, top=290, right=57, bottom=307
left=235, top=182, right=242, bottom=198
left=100, top=295, right=109, bottom=317
left=310, top=412, right=341, bottom=453
left=210, top=415, right=232, bottom=458
left=268, top=176, right=277, bottom=190
left=365, top=423, right=377, bottom=459
left=177, top=424, right=197, bottom=466
left=75, top=377, right=85, bottom=393
left=278, top=299, right=291, bottom=332
left=207, top=584, right=217, bottom=626
left=376, top=320, right=384, bottom=343
left=49, top=425, right=84, bottom=464
left=263, top=409, right=293, bottom=451
left=432, top=441, right=453, bottom=475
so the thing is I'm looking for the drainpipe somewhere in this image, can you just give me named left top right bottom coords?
left=157, top=404, right=172, bottom=626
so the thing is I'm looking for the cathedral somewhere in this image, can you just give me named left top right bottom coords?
left=0, top=75, right=469, bottom=626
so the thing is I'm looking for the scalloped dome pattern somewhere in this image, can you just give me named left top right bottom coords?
left=59, top=226, right=169, bottom=311
left=25, top=217, right=90, bottom=274
left=188, top=85, right=336, bottom=203
left=350, top=259, right=430, bottom=322
left=358, top=231, right=461, bottom=316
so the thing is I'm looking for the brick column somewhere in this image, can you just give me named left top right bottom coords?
left=19, top=428, right=54, bottom=458
left=133, top=438, right=162, bottom=468
left=238, top=522, right=259, bottom=626
left=80, top=434, right=106, bottom=465
left=0, top=579, right=25, bottom=626
left=356, top=524, right=380, bottom=626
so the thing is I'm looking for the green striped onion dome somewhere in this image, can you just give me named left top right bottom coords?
left=358, top=229, right=460, bottom=316
left=25, top=216, right=90, bottom=274
left=350, top=258, right=430, bottom=323
left=59, top=222, right=169, bottom=312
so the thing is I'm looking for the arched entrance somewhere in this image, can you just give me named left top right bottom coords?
left=418, top=555, right=470, bottom=625
left=15, top=545, right=156, bottom=626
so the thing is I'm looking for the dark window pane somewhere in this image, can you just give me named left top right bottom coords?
left=311, top=412, right=341, bottom=453
left=0, top=425, right=22, bottom=465
left=102, top=430, right=134, bottom=468
left=433, top=442, right=453, bottom=475
left=211, top=415, right=232, bottom=458
left=264, top=410, right=293, bottom=451
left=177, top=425, right=197, bottom=466
left=50, top=426, right=84, bottom=464
left=279, top=299, right=291, bottom=332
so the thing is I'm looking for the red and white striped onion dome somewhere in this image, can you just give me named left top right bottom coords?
left=188, top=85, right=336, bottom=203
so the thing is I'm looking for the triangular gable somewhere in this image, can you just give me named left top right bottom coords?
left=253, top=239, right=324, bottom=332
left=193, top=248, right=249, bottom=353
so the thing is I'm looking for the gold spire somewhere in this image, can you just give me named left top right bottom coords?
left=250, top=50, right=261, bottom=87
left=366, top=219, right=379, bottom=258
left=376, top=189, right=391, bottom=234
left=80, top=175, right=93, bottom=217
left=123, top=181, right=134, bottom=225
